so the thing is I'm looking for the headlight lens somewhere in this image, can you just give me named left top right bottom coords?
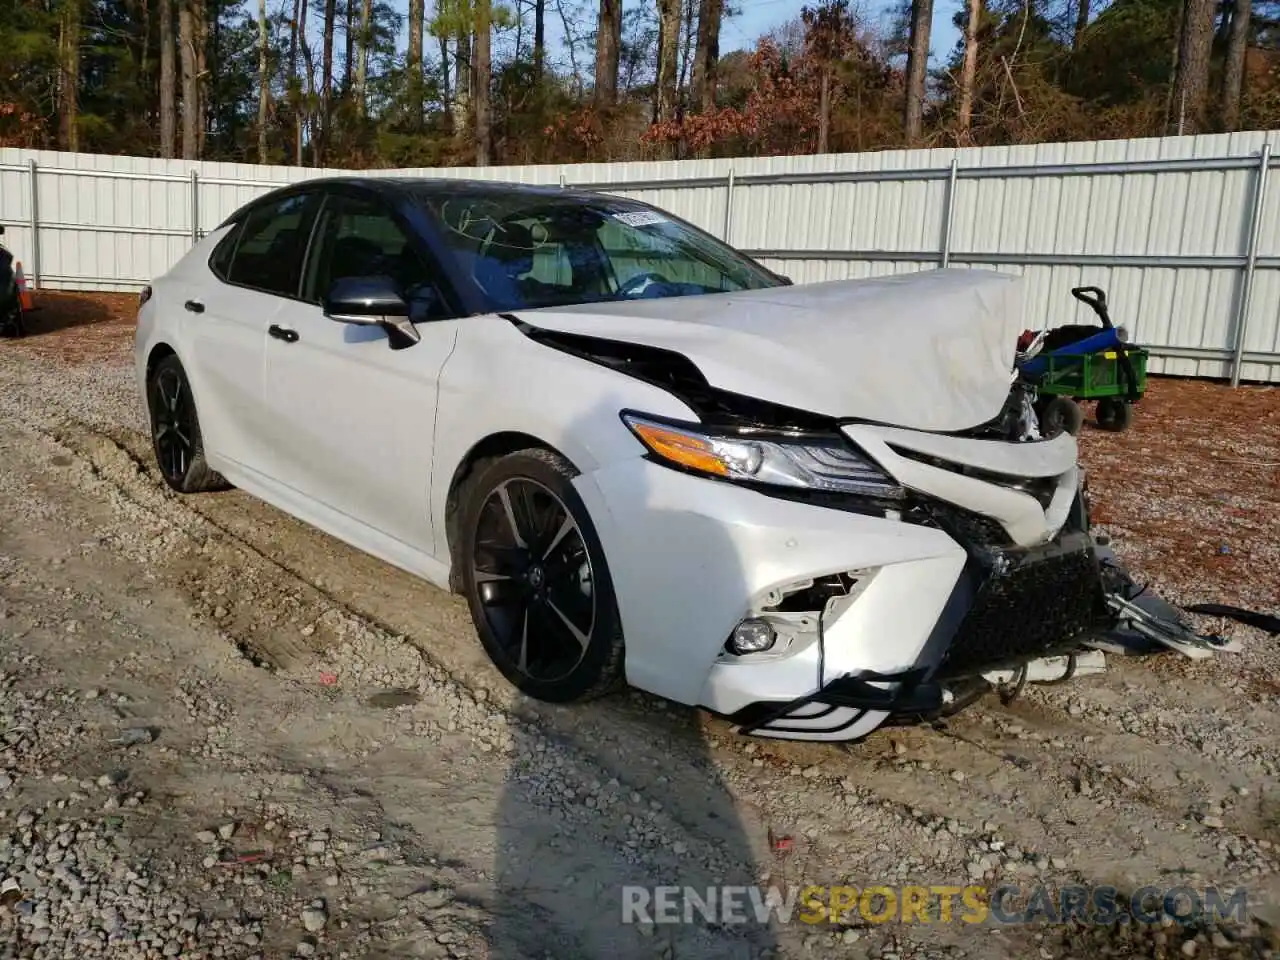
left=622, top=413, right=904, bottom=499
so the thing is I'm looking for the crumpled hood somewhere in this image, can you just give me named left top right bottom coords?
left=519, top=267, right=1027, bottom=432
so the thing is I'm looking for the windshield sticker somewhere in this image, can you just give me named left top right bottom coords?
left=613, top=210, right=668, bottom=227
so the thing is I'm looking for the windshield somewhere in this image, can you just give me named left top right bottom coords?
left=414, top=187, right=784, bottom=312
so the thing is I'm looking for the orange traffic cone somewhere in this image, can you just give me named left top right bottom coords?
left=14, top=262, right=34, bottom=312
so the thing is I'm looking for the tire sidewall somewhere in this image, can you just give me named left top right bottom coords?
left=147, top=355, right=199, bottom=492
left=458, top=450, right=624, bottom=703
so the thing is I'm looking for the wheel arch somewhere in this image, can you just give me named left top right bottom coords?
left=443, top=430, right=579, bottom=592
left=146, top=341, right=178, bottom=378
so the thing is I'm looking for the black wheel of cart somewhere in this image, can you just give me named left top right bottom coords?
left=1095, top=397, right=1133, bottom=432
left=1040, top=396, right=1084, bottom=438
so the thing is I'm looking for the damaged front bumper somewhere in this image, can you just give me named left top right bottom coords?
left=575, top=418, right=1235, bottom=744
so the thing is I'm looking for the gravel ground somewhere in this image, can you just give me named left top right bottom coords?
left=0, top=292, right=1277, bottom=959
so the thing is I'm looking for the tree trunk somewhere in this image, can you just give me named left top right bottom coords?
left=1221, top=0, right=1251, bottom=129
left=453, top=31, right=471, bottom=134
left=1169, top=0, right=1217, bottom=134
left=258, top=0, right=269, bottom=161
left=437, top=34, right=451, bottom=121
left=344, top=0, right=354, bottom=91
left=903, top=0, right=933, bottom=142
left=656, top=0, right=680, bottom=122
left=958, top=0, right=980, bottom=143
left=355, top=0, right=373, bottom=113
left=691, top=0, right=722, bottom=113
left=196, top=0, right=208, bottom=157
left=593, top=0, right=621, bottom=105
left=473, top=0, right=491, bottom=164
left=407, top=0, right=424, bottom=127
left=817, top=69, right=830, bottom=153
left=1073, top=0, right=1089, bottom=49
left=534, top=0, right=546, bottom=79
left=320, top=0, right=336, bottom=160
left=59, top=0, right=81, bottom=152
left=179, top=0, right=199, bottom=159
left=160, top=0, right=177, bottom=157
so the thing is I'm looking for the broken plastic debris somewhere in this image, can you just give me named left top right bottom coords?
left=767, top=828, right=794, bottom=854
left=318, top=672, right=338, bottom=686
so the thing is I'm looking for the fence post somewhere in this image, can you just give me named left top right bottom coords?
left=1231, top=144, right=1271, bottom=387
left=189, top=170, right=200, bottom=245
left=559, top=171, right=566, bottom=188
left=940, top=158, right=959, bottom=269
left=722, top=167, right=736, bottom=243
left=26, top=159, right=40, bottom=289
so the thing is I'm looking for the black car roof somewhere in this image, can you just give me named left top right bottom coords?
left=219, top=175, right=627, bottom=227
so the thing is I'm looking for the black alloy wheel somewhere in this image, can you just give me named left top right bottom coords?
left=146, top=354, right=228, bottom=493
left=459, top=449, right=624, bottom=703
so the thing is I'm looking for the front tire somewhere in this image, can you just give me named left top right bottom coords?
left=457, top=448, right=625, bottom=703
left=146, top=354, right=228, bottom=493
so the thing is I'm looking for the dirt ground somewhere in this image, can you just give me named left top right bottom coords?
left=0, top=291, right=1278, bottom=960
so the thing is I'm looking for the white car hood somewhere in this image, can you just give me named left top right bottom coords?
left=518, top=267, right=1028, bottom=433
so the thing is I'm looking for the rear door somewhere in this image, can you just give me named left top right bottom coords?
left=185, top=190, right=322, bottom=475
left=259, top=186, right=460, bottom=557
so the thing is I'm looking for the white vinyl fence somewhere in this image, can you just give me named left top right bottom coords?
left=3, top=131, right=1280, bottom=384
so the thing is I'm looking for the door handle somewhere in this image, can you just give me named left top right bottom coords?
left=268, top=324, right=299, bottom=343
left=184, top=299, right=205, bottom=314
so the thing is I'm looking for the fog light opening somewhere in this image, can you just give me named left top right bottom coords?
left=727, top=618, right=777, bottom=655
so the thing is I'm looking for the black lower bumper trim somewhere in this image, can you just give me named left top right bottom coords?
left=731, top=666, right=945, bottom=736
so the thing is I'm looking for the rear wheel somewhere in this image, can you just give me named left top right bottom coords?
left=457, top=448, right=625, bottom=703
left=146, top=354, right=228, bottom=493
left=1094, top=397, right=1133, bottom=432
left=1039, top=396, right=1084, bottom=438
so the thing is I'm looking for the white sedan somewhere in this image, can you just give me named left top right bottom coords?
left=134, top=176, right=1212, bottom=741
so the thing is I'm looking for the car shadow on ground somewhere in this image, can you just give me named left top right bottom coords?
left=485, top=402, right=779, bottom=960
left=16, top=291, right=126, bottom=337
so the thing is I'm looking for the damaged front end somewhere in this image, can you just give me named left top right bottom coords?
left=508, top=313, right=1238, bottom=741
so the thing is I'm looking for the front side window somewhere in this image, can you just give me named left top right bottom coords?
left=225, top=192, right=320, bottom=297
left=414, top=188, right=782, bottom=313
left=303, top=193, right=449, bottom=320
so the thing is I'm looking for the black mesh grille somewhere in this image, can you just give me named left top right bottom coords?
left=937, top=540, right=1105, bottom=678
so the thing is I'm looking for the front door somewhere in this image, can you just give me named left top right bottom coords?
left=260, top=189, right=459, bottom=559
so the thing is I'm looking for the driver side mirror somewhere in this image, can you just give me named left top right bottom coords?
left=324, top=275, right=421, bottom=350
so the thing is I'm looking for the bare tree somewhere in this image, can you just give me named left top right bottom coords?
left=179, top=0, right=201, bottom=159
left=1169, top=0, right=1216, bottom=134
left=534, top=0, right=546, bottom=79
left=354, top=0, right=373, bottom=113
left=593, top=0, right=622, bottom=105
left=958, top=0, right=981, bottom=143
left=159, top=0, right=176, bottom=157
left=691, top=0, right=722, bottom=113
left=1073, top=0, right=1089, bottom=49
left=474, top=0, right=492, bottom=164
left=903, top=0, right=933, bottom=142
left=656, top=0, right=680, bottom=122
left=1221, top=0, right=1251, bottom=129
left=59, top=0, right=82, bottom=151
left=407, top=0, right=424, bottom=126
left=320, top=0, right=337, bottom=158
left=258, top=0, right=269, bottom=161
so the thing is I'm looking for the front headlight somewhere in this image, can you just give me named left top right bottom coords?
left=621, top=412, right=905, bottom=499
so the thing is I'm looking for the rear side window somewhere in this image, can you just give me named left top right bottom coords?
left=209, top=222, right=242, bottom=280
left=225, top=193, right=320, bottom=297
